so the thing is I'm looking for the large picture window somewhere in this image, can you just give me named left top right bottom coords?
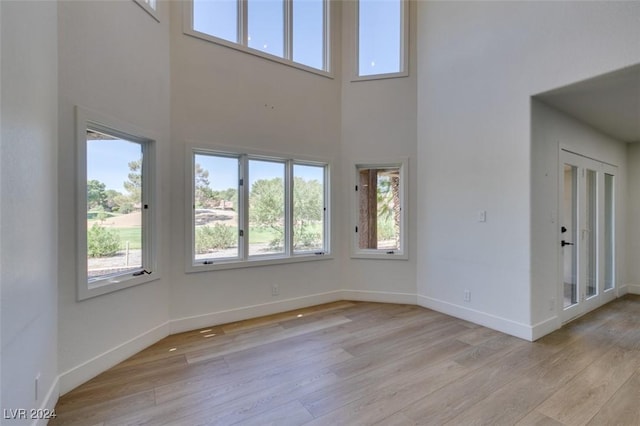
left=356, top=0, right=408, bottom=79
left=187, top=0, right=330, bottom=74
left=76, top=108, right=157, bottom=300
left=352, top=160, right=407, bottom=259
left=189, top=149, right=330, bottom=270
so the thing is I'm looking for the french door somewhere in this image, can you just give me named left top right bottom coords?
left=559, top=150, right=616, bottom=323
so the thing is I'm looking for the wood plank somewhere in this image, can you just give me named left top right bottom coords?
left=50, top=296, right=640, bottom=426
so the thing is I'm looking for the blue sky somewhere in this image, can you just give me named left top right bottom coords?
left=87, top=139, right=141, bottom=192
left=193, top=0, right=401, bottom=74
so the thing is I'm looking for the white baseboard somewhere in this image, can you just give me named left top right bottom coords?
left=341, top=290, right=417, bottom=305
left=417, top=295, right=535, bottom=341
left=32, top=376, right=59, bottom=426
left=58, top=321, right=170, bottom=395
left=530, top=316, right=561, bottom=341
left=626, top=284, right=640, bottom=295
left=169, top=290, right=344, bottom=334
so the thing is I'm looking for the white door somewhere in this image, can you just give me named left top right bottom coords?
left=559, top=150, right=617, bottom=323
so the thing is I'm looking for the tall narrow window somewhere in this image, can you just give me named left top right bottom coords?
left=77, top=108, right=157, bottom=300
left=190, top=149, right=330, bottom=269
left=248, top=159, right=286, bottom=256
left=604, top=173, right=615, bottom=291
left=293, top=0, right=325, bottom=70
left=353, top=161, right=407, bottom=259
left=357, top=0, right=407, bottom=78
left=193, top=153, right=240, bottom=261
left=293, top=163, right=326, bottom=253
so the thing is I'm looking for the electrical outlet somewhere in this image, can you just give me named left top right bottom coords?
left=477, top=210, right=487, bottom=222
left=272, top=284, right=279, bottom=296
left=464, top=290, right=471, bottom=302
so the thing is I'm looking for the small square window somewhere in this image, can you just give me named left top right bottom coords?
left=353, top=161, right=407, bottom=259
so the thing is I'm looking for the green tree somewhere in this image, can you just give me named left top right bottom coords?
left=194, top=163, right=215, bottom=208
left=293, top=177, right=323, bottom=249
left=87, top=179, right=108, bottom=210
left=123, top=159, right=142, bottom=204
left=249, top=177, right=323, bottom=249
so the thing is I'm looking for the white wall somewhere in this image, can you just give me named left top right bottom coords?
left=167, top=1, right=344, bottom=330
left=626, top=144, right=640, bottom=294
left=57, top=0, right=171, bottom=394
left=338, top=1, right=417, bottom=301
left=416, top=1, right=640, bottom=339
left=531, top=100, right=628, bottom=332
left=1, top=0, right=59, bottom=421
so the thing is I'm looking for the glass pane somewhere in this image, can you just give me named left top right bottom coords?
left=604, top=173, right=615, bottom=290
left=358, top=167, right=401, bottom=250
left=193, top=154, right=239, bottom=261
left=586, top=169, right=597, bottom=298
left=293, top=0, right=324, bottom=70
left=563, top=164, right=578, bottom=308
left=248, top=160, right=285, bottom=256
left=86, top=130, right=143, bottom=283
left=358, top=0, right=402, bottom=76
left=248, top=0, right=284, bottom=57
left=293, top=164, right=325, bottom=253
left=193, top=0, right=238, bottom=43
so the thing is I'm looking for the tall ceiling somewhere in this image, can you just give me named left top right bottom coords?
left=535, top=64, right=640, bottom=143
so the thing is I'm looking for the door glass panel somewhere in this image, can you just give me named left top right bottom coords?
left=604, top=173, right=615, bottom=290
left=586, top=169, right=597, bottom=298
left=563, top=164, right=578, bottom=308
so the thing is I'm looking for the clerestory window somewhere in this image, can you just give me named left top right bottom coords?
left=356, top=0, right=408, bottom=80
left=187, top=0, right=330, bottom=74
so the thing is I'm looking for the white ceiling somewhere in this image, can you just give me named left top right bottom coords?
left=535, top=64, right=640, bottom=143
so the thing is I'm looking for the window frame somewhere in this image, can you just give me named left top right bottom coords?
left=76, top=107, right=159, bottom=301
left=133, top=0, right=160, bottom=22
left=183, top=0, right=332, bottom=78
left=351, top=159, right=408, bottom=260
left=186, top=146, right=332, bottom=272
left=353, top=0, right=409, bottom=81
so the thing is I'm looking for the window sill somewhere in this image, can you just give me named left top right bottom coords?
left=351, top=251, right=408, bottom=260
left=187, top=252, right=333, bottom=273
left=351, top=71, right=409, bottom=82
left=78, top=272, right=161, bottom=301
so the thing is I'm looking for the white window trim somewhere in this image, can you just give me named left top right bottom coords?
left=352, top=0, right=409, bottom=82
left=351, top=158, right=408, bottom=260
left=133, top=0, right=160, bottom=22
left=186, top=144, right=333, bottom=273
left=182, top=0, right=333, bottom=78
left=75, top=106, right=160, bottom=301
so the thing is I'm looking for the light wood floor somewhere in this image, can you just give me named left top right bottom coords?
left=52, top=295, right=640, bottom=426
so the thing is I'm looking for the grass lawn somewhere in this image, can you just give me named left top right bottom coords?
left=248, top=227, right=282, bottom=244
left=113, top=227, right=142, bottom=250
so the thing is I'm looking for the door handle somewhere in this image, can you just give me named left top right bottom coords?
left=561, top=240, right=574, bottom=247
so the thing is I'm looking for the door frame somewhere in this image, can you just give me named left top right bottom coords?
left=558, top=148, right=618, bottom=324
